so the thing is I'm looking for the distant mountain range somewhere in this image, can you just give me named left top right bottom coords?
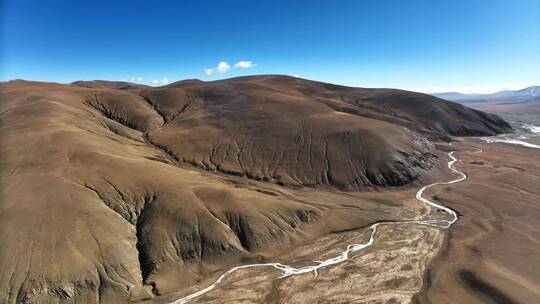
left=433, top=86, right=540, bottom=104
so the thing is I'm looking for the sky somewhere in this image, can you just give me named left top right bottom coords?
left=1, top=0, right=539, bottom=93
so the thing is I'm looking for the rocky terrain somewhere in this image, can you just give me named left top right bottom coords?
left=0, top=75, right=510, bottom=303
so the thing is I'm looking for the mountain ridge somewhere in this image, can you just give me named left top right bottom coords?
left=433, top=86, right=540, bottom=103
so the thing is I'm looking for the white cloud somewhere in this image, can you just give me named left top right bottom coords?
left=293, top=74, right=300, bottom=78
left=234, top=60, right=256, bottom=69
left=151, top=77, right=169, bottom=86
left=204, top=60, right=256, bottom=75
left=217, top=61, right=230, bottom=73
left=205, top=61, right=231, bottom=75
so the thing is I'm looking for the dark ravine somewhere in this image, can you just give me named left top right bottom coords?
left=458, top=270, right=517, bottom=304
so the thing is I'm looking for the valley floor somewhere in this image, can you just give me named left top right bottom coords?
left=140, top=138, right=540, bottom=304
left=143, top=182, right=445, bottom=304
left=415, top=138, right=540, bottom=304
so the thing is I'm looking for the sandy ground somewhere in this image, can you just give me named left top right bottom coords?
left=177, top=224, right=443, bottom=304
left=415, top=138, right=540, bottom=304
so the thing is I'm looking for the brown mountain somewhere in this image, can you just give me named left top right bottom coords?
left=0, top=75, right=510, bottom=303
left=139, top=75, right=509, bottom=189
left=72, top=80, right=151, bottom=90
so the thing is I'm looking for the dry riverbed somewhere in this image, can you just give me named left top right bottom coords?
left=147, top=139, right=540, bottom=304
left=144, top=159, right=455, bottom=304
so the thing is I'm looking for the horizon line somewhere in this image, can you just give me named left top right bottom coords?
left=2, top=75, right=537, bottom=95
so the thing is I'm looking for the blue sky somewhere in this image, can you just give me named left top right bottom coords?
left=2, top=0, right=539, bottom=93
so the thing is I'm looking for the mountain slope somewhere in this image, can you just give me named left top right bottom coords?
left=0, top=76, right=510, bottom=303
left=141, top=75, right=509, bottom=188
left=72, top=80, right=150, bottom=90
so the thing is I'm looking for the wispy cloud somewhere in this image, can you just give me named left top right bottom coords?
left=233, top=60, right=256, bottom=69
left=205, top=61, right=231, bottom=75
left=151, top=77, right=169, bottom=86
left=126, top=76, right=143, bottom=82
